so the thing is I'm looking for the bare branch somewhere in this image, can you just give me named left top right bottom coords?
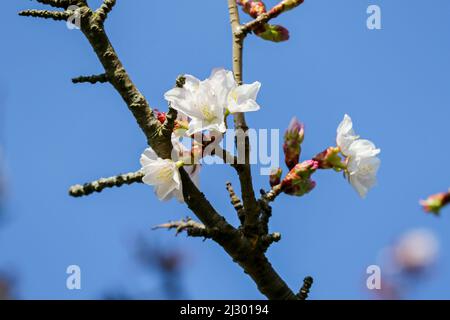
left=72, top=73, right=109, bottom=84
left=69, top=171, right=143, bottom=197
left=153, top=218, right=212, bottom=238
left=36, top=0, right=82, bottom=9
left=228, top=0, right=299, bottom=300
left=18, top=9, right=71, bottom=21
left=96, top=0, right=116, bottom=22
left=297, top=276, right=314, bottom=300
left=227, top=0, right=260, bottom=235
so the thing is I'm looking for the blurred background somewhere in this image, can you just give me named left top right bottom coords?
left=0, top=0, right=449, bottom=299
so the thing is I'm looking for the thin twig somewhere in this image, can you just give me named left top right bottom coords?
left=72, top=73, right=109, bottom=84
left=153, top=217, right=212, bottom=238
left=69, top=171, right=144, bottom=197
left=96, top=0, right=116, bottom=22
left=297, top=276, right=314, bottom=300
left=18, top=9, right=72, bottom=21
left=227, top=0, right=260, bottom=235
left=36, top=0, right=80, bottom=9
left=238, top=0, right=305, bottom=37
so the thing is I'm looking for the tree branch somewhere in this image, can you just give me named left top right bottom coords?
left=297, top=276, right=313, bottom=300
left=227, top=0, right=260, bottom=235
left=36, top=0, right=81, bottom=9
left=72, top=73, right=109, bottom=84
left=227, top=0, right=299, bottom=300
left=18, top=9, right=72, bottom=21
left=153, top=217, right=212, bottom=238
left=96, top=0, right=116, bottom=22
left=69, top=171, right=144, bottom=197
left=22, top=0, right=301, bottom=300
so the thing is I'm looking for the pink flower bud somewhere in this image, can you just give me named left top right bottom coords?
left=256, top=24, right=290, bottom=42
left=283, top=117, right=305, bottom=170
left=269, top=0, right=304, bottom=18
left=281, top=160, right=318, bottom=197
left=237, top=0, right=266, bottom=18
left=313, top=147, right=346, bottom=170
left=154, top=109, right=166, bottom=124
left=269, top=167, right=283, bottom=187
left=420, top=190, right=450, bottom=215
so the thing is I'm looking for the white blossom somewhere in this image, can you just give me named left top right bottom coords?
left=140, top=147, right=183, bottom=202
left=164, top=75, right=225, bottom=135
left=347, top=152, right=380, bottom=198
left=164, top=68, right=261, bottom=135
left=336, top=114, right=381, bottom=198
left=336, top=114, right=358, bottom=156
left=208, top=68, right=261, bottom=114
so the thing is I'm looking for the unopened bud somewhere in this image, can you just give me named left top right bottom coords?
left=154, top=109, right=166, bottom=124
left=283, top=117, right=305, bottom=170
left=237, top=0, right=267, bottom=18
left=256, top=24, right=290, bottom=42
left=420, top=190, right=450, bottom=215
left=281, top=160, right=318, bottom=197
left=269, top=167, right=283, bottom=187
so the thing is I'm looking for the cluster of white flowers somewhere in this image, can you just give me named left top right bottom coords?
left=164, top=68, right=261, bottom=135
left=140, top=68, right=259, bottom=202
left=336, top=114, right=381, bottom=198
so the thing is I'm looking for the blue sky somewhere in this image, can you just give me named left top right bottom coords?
left=0, top=0, right=449, bottom=299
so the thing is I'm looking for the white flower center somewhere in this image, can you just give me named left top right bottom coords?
left=201, top=105, right=217, bottom=123
left=157, top=166, right=174, bottom=182
left=230, top=90, right=238, bottom=102
left=357, top=163, right=374, bottom=176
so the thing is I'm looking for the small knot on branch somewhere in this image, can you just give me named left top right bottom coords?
left=226, top=182, right=246, bottom=225
left=297, top=276, right=314, bottom=300
left=72, top=73, right=109, bottom=84
left=69, top=171, right=144, bottom=197
left=259, top=232, right=281, bottom=251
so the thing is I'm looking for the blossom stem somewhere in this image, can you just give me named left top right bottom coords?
left=175, top=161, right=185, bottom=169
left=237, top=0, right=305, bottom=38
